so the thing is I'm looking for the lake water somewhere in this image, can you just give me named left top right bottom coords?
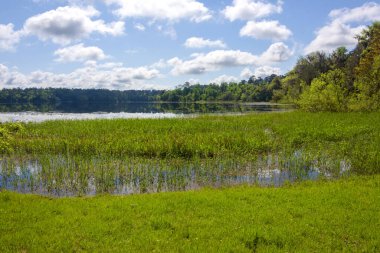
left=0, top=102, right=294, bottom=122
left=0, top=153, right=349, bottom=197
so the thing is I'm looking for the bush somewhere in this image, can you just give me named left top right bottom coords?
left=298, top=69, right=349, bottom=112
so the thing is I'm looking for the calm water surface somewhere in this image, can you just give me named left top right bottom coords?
left=0, top=102, right=293, bottom=122
left=0, top=153, right=350, bottom=197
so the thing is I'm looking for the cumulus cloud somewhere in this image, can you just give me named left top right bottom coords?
left=168, top=42, right=292, bottom=75
left=305, top=22, right=364, bottom=54
left=24, top=6, right=125, bottom=45
left=210, top=74, right=239, bottom=84
left=104, top=0, right=212, bottom=23
left=54, top=43, right=107, bottom=62
left=184, top=37, right=227, bottom=49
left=222, top=0, right=283, bottom=21
left=240, top=67, right=254, bottom=79
left=240, top=66, right=281, bottom=79
left=0, top=23, right=23, bottom=51
left=0, top=63, right=160, bottom=90
left=134, top=23, right=146, bottom=31
left=188, top=78, right=200, bottom=85
left=150, top=59, right=168, bottom=69
left=260, top=42, right=292, bottom=63
left=168, top=50, right=259, bottom=75
left=329, top=2, right=380, bottom=24
left=156, top=24, right=177, bottom=39
left=254, top=66, right=281, bottom=77
left=0, top=64, right=29, bottom=87
left=305, top=2, right=380, bottom=54
left=240, top=20, right=292, bottom=41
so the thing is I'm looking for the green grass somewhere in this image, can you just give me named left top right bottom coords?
left=10, top=111, right=380, bottom=163
left=1, top=112, right=379, bottom=251
left=1, top=175, right=379, bottom=252
left=1, top=111, right=380, bottom=195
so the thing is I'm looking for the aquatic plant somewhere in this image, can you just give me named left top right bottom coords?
left=0, top=112, right=379, bottom=196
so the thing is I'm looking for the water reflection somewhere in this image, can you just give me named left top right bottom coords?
left=0, top=152, right=350, bottom=197
left=0, top=102, right=293, bottom=114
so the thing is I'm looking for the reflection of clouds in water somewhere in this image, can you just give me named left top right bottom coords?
left=1, top=154, right=350, bottom=196
left=0, top=112, right=182, bottom=123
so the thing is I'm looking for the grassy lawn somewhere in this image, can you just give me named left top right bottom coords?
left=1, top=175, right=379, bottom=252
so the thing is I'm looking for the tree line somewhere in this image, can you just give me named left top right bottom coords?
left=0, top=88, right=163, bottom=105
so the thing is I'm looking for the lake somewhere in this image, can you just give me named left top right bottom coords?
left=0, top=102, right=294, bottom=122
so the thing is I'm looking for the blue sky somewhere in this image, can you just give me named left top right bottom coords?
left=0, top=0, right=379, bottom=90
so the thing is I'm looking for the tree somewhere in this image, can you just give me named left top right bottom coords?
left=280, top=72, right=304, bottom=102
left=294, top=51, right=330, bottom=85
left=329, top=47, right=348, bottom=69
left=298, top=69, right=349, bottom=112
left=350, top=22, right=380, bottom=111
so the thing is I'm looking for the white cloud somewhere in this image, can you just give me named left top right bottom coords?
left=0, top=63, right=160, bottom=90
left=104, top=0, right=212, bottom=23
left=96, top=62, right=123, bottom=69
left=260, top=42, right=292, bottom=62
left=329, top=2, right=380, bottom=24
left=240, top=20, right=292, bottom=41
left=305, top=22, right=364, bottom=54
left=134, top=23, right=146, bottom=31
left=150, top=59, right=168, bottom=69
left=240, top=66, right=281, bottom=79
left=305, top=2, right=380, bottom=54
left=210, top=75, right=238, bottom=84
left=24, top=6, right=125, bottom=45
left=254, top=66, right=281, bottom=77
left=240, top=67, right=254, bottom=79
left=158, top=25, right=177, bottom=39
left=184, top=37, right=227, bottom=48
left=222, top=0, right=283, bottom=22
left=54, top=43, right=107, bottom=62
left=0, top=64, right=29, bottom=87
left=155, top=24, right=177, bottom=39
left=168, top=42, right=292, bottom=75
left=168, top=50, right=259, bottom=75
left=188, top=78, right=200, bottom=85
left=0, top=23, right=23, bottom=51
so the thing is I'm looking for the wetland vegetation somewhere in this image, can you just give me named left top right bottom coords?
left=1, top=21, right=379, bottom=253
left=1, top=111, right=379, bottom=196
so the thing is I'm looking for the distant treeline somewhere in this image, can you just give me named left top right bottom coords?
left=158, top=75, right=281, bottom=103
left=0, top=88, right=164, bottom=105
left=1, top=22, right=379, bottom=112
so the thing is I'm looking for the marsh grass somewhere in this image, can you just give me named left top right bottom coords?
left=1, top=111, right=379, bottom=196
left=1, top=151, right=352, bottom=196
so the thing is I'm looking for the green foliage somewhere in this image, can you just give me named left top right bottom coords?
left=297, top=22, right=380, bottom=112
left=278, top=72, right=304, bottom=102
left=294, top=51, right=331, bottom=85
left=298, top=69, right=349, bottom=112
left=4, top=112, right=380, bottom=174
left=329, top=47, right=349, bottom=69
left=0, top=123, right=24, bottom=154
left=349, top=22, right=380, bottom=111
left=0, top=127, right=11, bottom=154
left=1, top=175, right=379, bottom=252
left=158, top=76, right=280, bottom=103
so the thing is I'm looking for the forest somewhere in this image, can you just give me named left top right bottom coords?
left=0, top=22, right=379, bottom=112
